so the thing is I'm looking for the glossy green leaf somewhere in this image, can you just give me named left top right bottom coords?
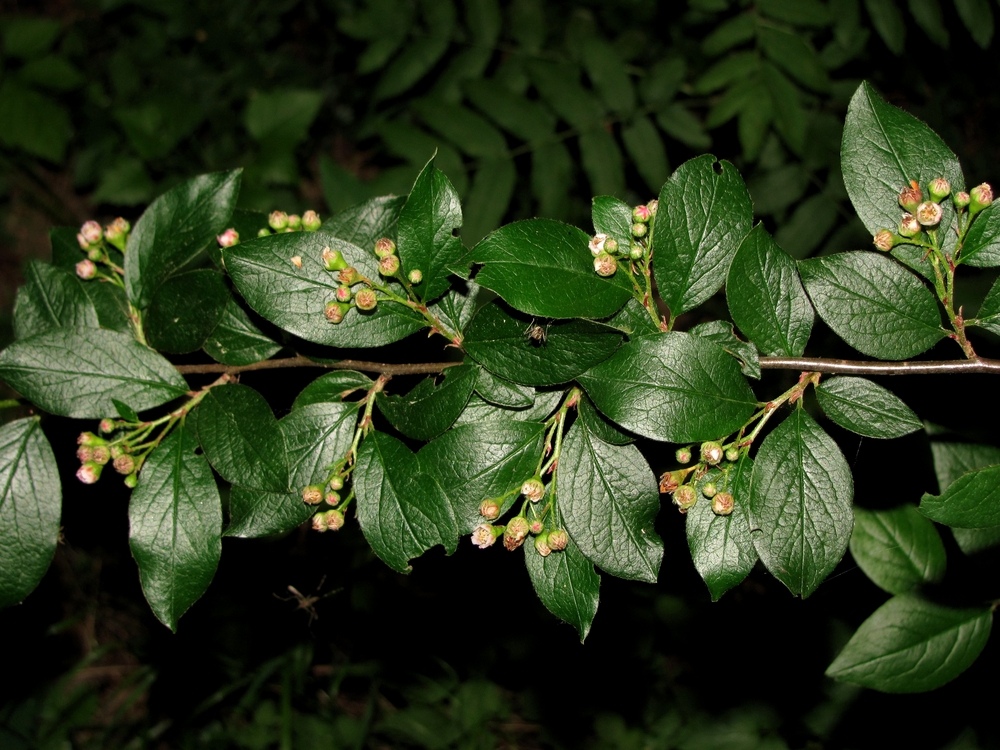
left=757, top=25, right=830, bottom=92
left=124, top=170, right=242, bottom=309
left=202, top=297, right=281, bottom=366
left=827, top=593, right=991, bottom=692
left=579, top=130, right=626, bottom=198
left=0, top=418, right=61, bottom=609
left=558, top=421, right=662, bottom=582
left=864, top=0, right=905, bottom=53
left=470, top=219, right=633, bottom=319
left=112, top=399, right=139, bottom=422
left=652, top=155, right=753, bottom=316
left=962, top=203, right=1000, bottom=267
left=128, top=425, right=222, bottom=631
left=464, top=301, right=623, bottom=386
left=354, top=430, right=458, bottom=573
left=974, top=272, right=1000, bottom=331
left=323, top=195, right=406, bottom=251
left=428, top=278, right=487, bottom=334
left=748, top=409, right=854, bottom=598
left=686, top=455, right=757, bottom=601
left=461, top=158, right=516, bottom=248
left=816, top=376, right=921, bottom=438
left=225, top=231, right=425, bottom=347
left=726, top=224, right=813, bottom=357
left=850, top=506, right=946, bottom=594
left=603, top=298, right=661, bottom=338
left=921, top=464, right=1000, bottom=528
left=453, top=392, right=562, bottom=427
left=83, top=281, right=131, bottom=333
left=525, top=534, right=600, bottom=642
left=226, top=488, right=311, bottom=539
left=687, top=321, right=760, bottom=379
left=377, top=364, right=478, bottom=441
left=578, top=332, right=757, bottom=443
left=292, top=371, right=373, bottom=410
left=799, top=252, right=945, bottom=359
left=954, top=0, right=994, bottom=48
left=929, top=441, right=1000, bottom=553
left=190, top=384, right=288, bottom=493
left=474, top=368, right=534, bottom=408
left=577, top=394, right=633, bottom=445
left=13, top=261, right=99, bottom=339
left=145, top=270, right=230, bottom=354
left=621, top=116, right=670, bottom=194
left=0, top=327, right=188, bottom=419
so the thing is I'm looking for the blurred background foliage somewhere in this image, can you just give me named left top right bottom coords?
left=3, top=0, right=1000, bottom=747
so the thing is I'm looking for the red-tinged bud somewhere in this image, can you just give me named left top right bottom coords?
left=217, top=228, right=239, bottom=247
left=673, top=484, right=697, bottom=512
left=269, top=211, right=289, bottom=231
left=898, top=184, right=922, bottom=212
left=320, top=247, right=346, bottom=271
left=311, top=514, right=328, bottom=532
left=329, top=475, right=344, bottom=491
left=633, top=204, right=652, bottom=223
left=112, top=217, right=130, bottom=234
left=898, top=213, right=921, bottom=237
left=872, top=230, right=897, bottom=251
left=302, top=210, right=321, bottom=231
left=712, top=492, right=734, bottom=516
left=503, top=516, right=531, bottom=551
left=91, top=445, right=110, bottom=465
left=339, top=267, right=361, bottom=285
left=77, top=445, right=93, bottom=462
left=77, top=462, right=102, bottom=484
left=521, top=476, right=545, bottom=502
left=471, top=523, right=501, bottom=549
left=302, top=485, right=324, bottom=505
left=408, top=269, right=423, bottom=284
left=76, top=260, right=97, bottom=280
left=646, top=199, right=658, bottom=216
left=701, top=482, right=717, bottom=498
left=971, top=183, right=994, bottom=215
left=99, top=418, right=116, bottom=433
left=589, top=233, right=609, bottom=256
left=929, top=178, right=951, bottom=202
left=631, top=222, right=648, bottom=239
left=479, top=498, right=501, bottom=520
left=378, top=254, right=400, bottom=276
left=916, top=201, right=943, bottom=227
left=725, top=447, right=739, bottom=462
left=325, top=491, right=340, bottom=506
left=604, top=237, right=619, bottom=254
left=675, top=446, right=692, bottom=464
left=953, top=191, right=971, bottom=209
left=335, top=285, right=352, bottom=303
left=257, top=228, right=272, bottom=238
left=324, top=301, right=347, bottom=323
left=77, top=233, right=89, bottom=250
left=104, top=223, right=127, bottom=251
left=594, top=253, right=617, bottom=277
left=701, top=441, right=723, bottom=465
left=534, top=533, right=552, bottom=557
left=374, top=237, right=396, bottom=257
left=529, top=518, right=545, bottom=535
left=326, top=509, right=345, bottom=530
left=87, top=248, right=104, bottom=262
left=124, top=473, right=138, bottom=489
left=659, top=470, right=682, bottom=493
left=355, top=288, right=378, bottom=311
left=77, top=432, right=106, bottom=447
left=80, top=220, right=103, bottom=245
left=629, top=242, right=644, bottom=260
left=547, top=528, right=569, bottom=551
left=114, top=455, right=135, bottom=475
left=287, top=214, right=302, bottom=231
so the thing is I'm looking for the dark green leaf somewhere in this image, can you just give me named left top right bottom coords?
left=749, top=409, right=854, bottom=597
left=579, top=130, right=626, bottom=198
left=463, top=79, right=555, bottom=141
left=748, top=164, right=809, bottom=217
left=474, top=367, right=534, bottom=407
left=128, top=426, right=221, bottom=631
left=0, top=80, right=71, bottom=162
left=954, top=0, right=994, bottom=48
left=757, top=25, right=830, bottom=92
left=908, top=0, right=949, bottom=47
left=863, top=0, right=905, bottom=53
left=799, top=252, right=945, bottom=359
left=640, top=57, right=686, bottom=106
left=114, top=94, right=204, bottom=162
left=652, top=155, right=753, bottom=316
left=2, top=18, right=61, bottom=58
left=827, top=593, right=991, bottom=692
left=578, top=333, right=757, bottom=443
left=578, top=394, right=633, bottom=445
left=962, top=203, right=1000, bottom=267
left=83, top=281, right=131, bottom=333
left=145, top=270, right=230, bottom=354
left=412, top=98, right=508, bottom=159
left=91, top=157, right=155, bottom=207
left=525, top=535, right=600, bottom=642
left=323, top=195, right=406, bottom=251
left=531, top=142, right=574, bottom=220
left=374, top=30, right=452, bottom=101
left=377, top=364, right=478, bottom=440
left=702, top=13, right=755, bottom=55
left=124, top=170, right=242, bottom=308
left=202, top=297, right=281, bottom=367
left=580, top=37, right=634, bottom=115
left=591, top=196, right=634, bottom=251
left=816, top=376, right=921, bottom=438
left=354, top=431, right=458, bottom=572
left=656, top=104, right=712, bottom=151
left=602, top=297, right=661, bottom=337
left=758, top=0, right=831, bottom=25
left=773, top=194, right=840, bottom=259
left=558, top=421, right=663, bottom=582
left=687, top=321, right=761, bottom=379
left=226, top=487, right=312, bottom=539
left=281, top=402, right=359, bottom=492
left=462, top=158, right=516, bottom=248
left=726, top=224, right=813, bottom=357
left=13, top=261, right=99, bottom=339
left=464, top=301, right=623, bottom=386
left=622, top=117, right=670, bottom=194
left=737, top=78, right=773, bottom=161
left=49, top=227, right=81, bottom=271
left=471, top=219, right=632, bottom=319
left=0, top=418, right=61, bottom=609
left=245, top=89, right=323, bottom=149
left=921, top=464, right=1000, bottom=528
left=0, top=327, right=188, bottom=419
left=292, top=371, right=374, bottom=410
left=692, top=52, right=759, bottom=95
left=527, top=60, right=604, bottom=131
left=454, top=392, right=562, bottom=426
left=428, top=278, right=487, bottom=335
left=850, top=506, right=946, bottom=594
left=762, top=63, right=806, bottom=155
left=929, top=441, right=1000, bottom=553
left=112, top=399, right=139, bottom=422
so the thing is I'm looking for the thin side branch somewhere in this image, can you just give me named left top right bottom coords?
left=760, top=356, right=1000, bottom=376
left=174, top=355, right=461, bottom=377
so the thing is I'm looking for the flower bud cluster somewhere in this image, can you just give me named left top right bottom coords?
left=659, top=440, right=742, bottom=516
left=319, top=245, right=385, bottom=323
left=874, top=178, right=993, bottom=253
left=74, top=218, right=132, bottom=281
left=259, top=209, right=322, bottom=236
left=470, top=473, right=571, bottom=555
left=76, top=428, right=140, bottom=486
left=589, top=201, right=658, bottom=278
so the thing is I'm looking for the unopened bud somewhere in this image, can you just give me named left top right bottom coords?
left=521, top=476, right=545, bottom=502
left=631, top=222, right=648, bottom=239
left=971, top=183, right=994, bottom=215
left=104, top=223, right=126, bottom=250
left=338, top=267, right=361, bottom=285
left=547, top=528, right=569, bottom=551
left=898, top=213, right=921, bottom=237
left=378, top=254, right=400, bottom=276
left=321, top=247, right=347, bottom=271
left=217, top=228, right=239, bottom=247
left=124, top=473, right=138, bottom=489
left=701, top=441, right=723, bottom=465
left=408, top=269, right=423, bottom=284
left=286, top=214, right=302, bottom=231
left=646, top=199, right=658, bottom=216
left=916, top=201, right=943, bottom=227
left=329, top=475, right=344, bottom=491
left=872, top=230, right=897, bottom=251
left=374, top=237, right=396, bottom=257
left=659, top=470, right=682, bottom=493
left=99, top=418, right=116, bottom=433
left=953, top=191, right=971, bottom=209
left=355, top=288, right=378, bottom=311
left=589, top=233, right=608, bottom=256
left=929, top=178, right=951, bottom=202
left=633, top=204, right=652, bottom=223
left=712, top=492, right=734, bottom=515
left=479, top=498, right=501, bottom=520
left=701, top=482, right=717, bottom=498
left=323, top=509, right=345, bottom=531
left=77, top=445, right=94, bottom=462
left=87, top=248, right=103, bottom=261
left=330, top=285, right=351, bottom=305
left=76, top=259, right=97, bottom=280
left=112, top=217, right=130, bottom=234
left=529, top=518, right=545, bottom=535
left=325, top=301, right=347, bottom=323
left=302, top=484, right=324, bottom=505
left=594, top=252, right=617, bottom=277
left=269, top=211, right=289, bottom=230
left=325, top=491, right=341, bottom=506
left=77, top=432, right=106, bottom=447
left=898, top=184, right=922, bottom=212
left=257, top=228, right=272, bottom=238
left=302, top=210, right=321, bottom=231
left=80, top=220, right=103, bottom=245
left=91, top=445, right=110, bottom=465
left=113, top=455, right=135, bottom=475
left=673, top=484, right=698, bottom=512
left=76, top=462, right=102, bottom=484
left=629, top=242, right=644, bottom=260
left=604, top=237, right=619, bottom=254
left=77, top=233, right=89, bottom=250
left=675, top=446, right=692, bottom=464
left=534, top=533, right=552, bottom=557
left=503, top=516, right=531, bottom=551
left=725, top=447, right=740, bottom=462
left=471, top=523, right=500, bottom=549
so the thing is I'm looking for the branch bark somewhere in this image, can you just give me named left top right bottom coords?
left=174, top=355, right=462, bottom=377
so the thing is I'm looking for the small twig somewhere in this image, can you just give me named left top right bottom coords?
left=760, top=356, right=1000, bottom=376
left=174, top=355, right=462, bottom=377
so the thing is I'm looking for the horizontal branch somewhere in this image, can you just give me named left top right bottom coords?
left=760, top=356, right=1000, bottom=376
left=174, top=355, right=461, bottom=377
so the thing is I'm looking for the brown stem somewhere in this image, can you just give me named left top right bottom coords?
left=174, top=355, right=462, bottom=377
left=760, top=357, right=1000, bottom=375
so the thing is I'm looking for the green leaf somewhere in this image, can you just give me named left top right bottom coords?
left=524, top=535, right=600, bottom=642
left=621, top=116, right=670, bottom=194
left=531, top=142, right=574, bottom=220
left=652, top=155, right=753, bottom=316
left=245, top=89, right=324, bottom=150
left=189, top=384, right=288, bottom=493
left=850, top=506, right=946, bottom=594
left=962, top=203, right=1000, bottom=267
left=692, top=52, right=759, bottom=95
left=578, top=394, right=633, bottom=445
left=281, top=402, right=359, bottom=492
left=377, top=364, right=478, bottom=441
left=687, top=320, right=761, bottom=379
left=428, top=278, right=486, bottom=334
left=412, top=98, right=508, bottom=159
left=580, top=36, right=635, bottom=115
left=762, top=63, right=806, bottom=155
left=419, top=421, right=545, bottom=534
left=470, top=219, right=632, bottom=319
left=726, top=224, right=813, bottom=357
left=292, top=371, right=374, bottom=410
left=908, top=0, right=949, bottom=47
left=454, top=392, right=562, bottom=426
left=13, top=261, right=99, bottom=339
left=773, top=194, right=840, bottom=259
left=474, top=368, right=534, bottom=407
left=929, top=441, right=1000, bottom=553
left=841, top=82, right=964, bottom=240
left=0, top=418, right=61, bottom=609
left=816, top=376, right=921, bottom=438
left=863, top=0, right=905, bottom=53
left=737, top=78, right=773, bottom=161
left=354, top=431, right=458, bottom=572
left=461, top=158, right=516, bottom=248
left=702, top=13, right=756, bottom=55
left=748, top=409, right=854, bottom=597
left=686, top=455, right=757, bottom=601
left=954, top=0, right=994, bottom=48
left=225, top=232, right=425, bottom=347
left=91, top=157, right=155, bottom=207
left=2, top=18, right=61, bottom=58
left=826, top=593, right=991, bottom=692
left=124, top=170, right=242, bottom=309
left=656, top=104, right=712, bottom=151
left=202, top=297, right=281, bottom=367
left=602, top=297, right=661, bottom=337
left=557, top=421, right=662, bottom=582
left=757, top=25, right=830, bottom=92
left=748, top=164, right=809, bottom=217
left=323, top=195, right=406, bottom=250
left=128, top=425, right=222, bottom=631
left=579, top=130, right=626, bottom=198
left=799, top=252, right=945, bottom=359
left=0, top=328, right=188, bottom=419
left=396, top=158, right=465, bottom=302
left=83, top=280, right=131, bottom=333
left=19, top=55, right=84, bottom=92
left=920, top=464, right=1000, bottom=528
left=463, top=79, right=555, bottom=141
left=758, top=0, right=831, bottom=25
left=374, top=28, right=453, bottom=101
left=114, top=94, right=204, bottom=162
left=145, top=270, right=230, bottom=354
left=591, top=196, right=634, bottom=250
left=464, top=301, right=623, bottom=386
left=0, top=80, right=71, bottom=162
left=579, top=333, right=757, bottom=443
left=527, top=60, right=604, bottom=131
left=226, top=488, right=311, bottom=539
left=112, top=399, right=139, bottom=422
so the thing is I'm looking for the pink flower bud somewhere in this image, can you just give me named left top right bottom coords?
left=631, top=223, right=648, bottom=239
left=503, top=517, right=531, bottom=551
left=324, top=509, right=345, bottom=530
left=898, top=184, right=922, bottom=212
left=217, top=228, right=240, bottom=247
left=633, top=204, right=652, bottom=223
left=99, top=418, right=116, bottom=433
left=76, top=260, right=97, bottom=280
left=408, top=269, right=423, bottom=284
left=329, top=475, right=344, bottom=491
left=325, top=302, right=347, bottom=323
left=675, top=447, right=692, bottom=464
left=311, top=514, right=329, bottom=533
left=928, top=178, right=951, bottom=202
left=302, top=485, right=324, bottom=505
left=114, top=455, right=135, bottom=475
left=898, top=213, right=921, bottom=237
left=80, top=220, right=103, bottom=244
left=673, top=484, right=698, bottom=512
left=547, top=529, right=569, bottom=551
left=355, top=288, right=378, bottom=311
left=302, top=210, right=321, bottom=231
left=701, top=482, right=717, bottom=498
left=269, top=211, right=289, bottom=231
left=872, top=230, right=896, bottom=251
left=335, top=285, right=352, bottom=303
left=77, top=462, right=102, bottom=484
left=77, top=432, right=106, bottom=447
left=916, top=201, right=943, bottom=227
left=521, top=477, right=545, bottom=503
left=593, top=253, right=617, bottom=277
left=971, top=183, right=994, bottom=215
left=378, top=254, right=400, bottom=276
left=528, top=518, right=545, bottom=535
left=77, top=233, right=89, bottom=250
left=471, top=523, right=500, bottom=549
left=77, top=445, right=94, bottom=462
left=589, top=233, right=608, bottom=256
left=287, top=214, right=302, bottom=231
left=701, top=441, right=723, bottom=465
left=953, top=191, right=971, bottom=209
left=712, top=492, right=735, bottom=515
left=374, top=237, right=396, bottom=257
left=534, top=533, right=552, bottom=557
left=339, top=267, right=361, bottom=285
left=91, top=445, right=110, bottom=465
left=479, top=499, right=501, bottom=520
left=325, top=491, right=340, bottom=506
left=322, top=247, right=347, bottom=271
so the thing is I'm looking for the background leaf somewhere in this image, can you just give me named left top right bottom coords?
left=322, top=195, right=406, bottom=250
left=850, top=505, right=946, bottom=594
left=13, top=261, right=99, bottom=340
left=202, top=297, right=281, bottom=367
left=377, top=363, right=478, bottom=440
left=920, top=464, right=1000, bottom=528
left=961, top=202, right=1000, bottom=267
left=930, top=441, right=1000, bottom=553
left=524, top=535, right=600, bottom=642
left=816, top=376, right=921, bottom=438
left=145, top=270, right=230, bottom=354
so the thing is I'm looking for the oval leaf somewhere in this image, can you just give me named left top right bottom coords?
left=920, top=464, right=1000, bottom=528
left=202, top=297, right=281, bottom=366
left=377, top=363, right=478, bottom=441
left=13, top=260, right=98, bottom=339
left=292, top=371, right=373, bottom=410
left=962, top=202, right=1000, bottom=267
left=524, top=535, right=600, bottom=642
left=816, top=376, right=921, bottom=438
left=145, top=269, right=230, bottom=354
left=850, top=505, right=946, bottom=594
left=323, top=195, right=406, bottom=250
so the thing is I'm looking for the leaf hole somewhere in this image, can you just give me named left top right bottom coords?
left=712, top=160, right=724, bottom=175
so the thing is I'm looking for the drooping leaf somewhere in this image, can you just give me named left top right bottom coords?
left=557, top=421, right=663, bottom=583
left=850, top=505, right=946, bottom=594
left=145, top=270, right=230, bottom=354
left=292, top=371, right=374, bottom=410
left=748, top=409, right=854, bottom=598
left=124, top=170, right=242, bottom=308
left=377, top=364, right=478, bottom=440
left=826, top=593, right=992, bottom=692
left=531, top=142, right=574, bottom=220
left=702, top=12, right=755, bottom=55
left=920, top=464, right=1000, bottom=528
left=726, top=224, right=813, bottom=357
left=762, top=64, right=806, bottom=155
left=374, top=24, right=453, bottom=100
left=128, top=425, right=222, bottom=631
left=0, top=327, right=188, bottom=419
left=0, top=80, right=72, bottom=162
left=799, top=252, right=945, bottom=359
left=758, top=0, right=831, bottom=25
left=652, top=155, right=753, bottom=317
left=816, top=376, right=922, bottom=438
left=578, top=333, right=757, bottom=443
left=83, top=281, right=131, bottom=333
left=524, top=534, right=600, bottom=642
left=0, top=418, right=61, bottom=609
left=13, top=261, right=98, bottom=339
left=687, top=320, right=761, bottom=379
left=962, top=202, right=1000, bottom=267
left=202, top=297, right=281, bottom=366
left=474, top=367, right=534, bottom=407
left=908, top=0, right=950, bottom=47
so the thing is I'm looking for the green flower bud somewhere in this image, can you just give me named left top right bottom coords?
left=629, top=243, right=644, bottom=260
left=916, top=201, right=943, bottom=227
left=647, top=199, right=658, bottom=216
left=604, top=237, right=619, bottom=254
left=479, top=498, right=501, bottom=520
left=970, top=183, right=994, bottom=216
left=91, top=445, right=110, bottom=465
left=87, top=248, right=103, bottom=262
left=521, top=476, right=545, bottom=502
left=302, top=210, right=322, bottom=231
left=712, top=492, right=735, bottom=516
left=633, top=204, right=652, bottom=223
left=408, top=269, right=423, bottom=284
left=114, top=455, right=135, bottom=475
left=378, top=254, right=400, bottom=276
left=77, top=432, right=106, bottom=447
left=269, top=211, right=289, bottom=231
left=77, top=445, right=93, bottom=462
left=872, top=230, right=897, bottom=251
left=104, top=223, right=127, bottom=251
left=631, top=222, right=648, bottom=239
left=701, top=482, right=717, bottom=498
left=701, top=441, right=723, bottom=465
left=953, top=191, right=971, bottom=209
left=302, top=485, right=324, bottom=505
left=928, top=178, right=951, bottom=202
left=673, top=484, right=697, bottom=512
left=287, top=214, right=302, bottom=231
left=898, top=213, right=921, bottom=237
left=354, top=288, right=378, bottom=311
left=724, top=447, right=740, bottom=462
left=325, top=509, right=345, bottom=530
left=329, top=475, right=344, bottom=491
left=547, top=529, right=569, bottom=551
left=898, top=184, right=922, bottom=212
left=534, top=533, right=552, bottom=557
left=374, top=237, right=397, bottom=257
left=124, top=473, right=138, bottom=489
left=324, top=301, right=347, bottom=324
left=675, top=446, right=692, bottom=464
left=338, top=267, right=362, bottom=285
left=593, top=252, right=617, bottom=277
left=503, top=516, right=531, bottom=551
left=76, top=462, right=102, bottom=484
left=529, top=518, right=545, bottom=535
left=321, top=246, right=347, bottom=271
